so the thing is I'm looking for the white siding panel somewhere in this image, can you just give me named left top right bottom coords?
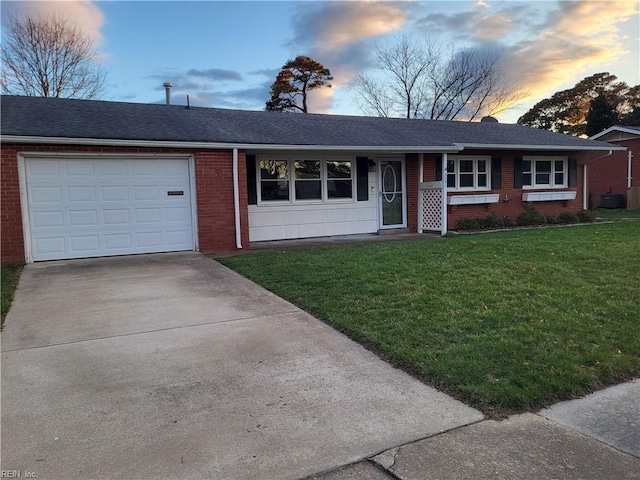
left=248, top=202, right=378, bottom=242
left=25, top=157, right=194, bottom=261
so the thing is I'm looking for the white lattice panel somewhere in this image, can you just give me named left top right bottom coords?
left=420, top=188, right=442, bottom=231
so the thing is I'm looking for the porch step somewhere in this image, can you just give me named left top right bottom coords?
left=377, top=228, right=410, bottom=235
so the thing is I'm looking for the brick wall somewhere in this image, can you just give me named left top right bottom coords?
left=588, top=138, right=639, bottom=206
left=421, top=151, right=586, bottom=230
left=0, top=144, right=248, bottom=264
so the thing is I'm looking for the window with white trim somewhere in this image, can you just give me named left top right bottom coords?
left=259, top=160, right=289, bottom=201
left=258, top=157, right=354, bottom=203
left=522, top=157, right=567, bottom=189
left=446, top=156, right=491, bottom=191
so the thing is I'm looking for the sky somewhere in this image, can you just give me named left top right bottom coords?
left=1, top=0, right=639, bottom=123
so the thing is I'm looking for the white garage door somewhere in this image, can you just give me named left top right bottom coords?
left=25, top=157, right=195, bottom=261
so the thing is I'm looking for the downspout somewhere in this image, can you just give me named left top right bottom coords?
left=583, top=164, right=588, bottom=210
left=628, top=150, right=633, bottom=189
left=441, top=153, right=448, bottom=236
left=419, top=153, right=424, bottom=233
left=233, top=148, right=243, bottom=250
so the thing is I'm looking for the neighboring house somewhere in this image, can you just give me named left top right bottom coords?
left=588, top=125, right=640, bottom=208
left=0, top=95, right=623, bottom=264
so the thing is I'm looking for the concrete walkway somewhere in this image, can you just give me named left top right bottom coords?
left=309, top=381, right=640, bottom=480
left=1, top=253, right=481, bottom=480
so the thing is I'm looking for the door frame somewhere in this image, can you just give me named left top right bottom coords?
left=377, top=156, right=407, bottom=230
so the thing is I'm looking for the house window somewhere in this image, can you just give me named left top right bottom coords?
left=327, top=161, right=352, bottom=198
left=295, top=160, right=321, bottom=200
left=446, top=156, right=490, bottom=191
left=258, top=157, right=354, bottom=203
left=523, top=157, right=567, bottom=189
left=260, top=160, right=289, bottom=201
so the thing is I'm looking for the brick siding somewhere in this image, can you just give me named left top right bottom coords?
left=588, top=138, right=640, bottom=207
left=418, top=151, right=587, bottom=230
left=1, top=144, right=249, bottom=264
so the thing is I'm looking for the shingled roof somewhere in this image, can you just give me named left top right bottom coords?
left=1, top=95, right=620, bottom=151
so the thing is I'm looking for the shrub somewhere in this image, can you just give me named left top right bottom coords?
left=577, top=209, right=597, bottom=223
left=456, top=217, right=482, bottom=230
left=498, top=215, right=516, bottom=228
left=545, top=215, right=558, bottom=225
left=456, top=213, right=516, bottom=231
left=557, top=211, right=579, bottom=224
left=516, top=206, right=547, bottom=226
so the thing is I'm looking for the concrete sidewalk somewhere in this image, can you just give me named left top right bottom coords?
left=308, top=380, right=640, bottom=480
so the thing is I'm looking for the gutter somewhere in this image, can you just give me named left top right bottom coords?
left=1, top=135, right=462, bottom=153
left=454, top=143, right=626, bottom=152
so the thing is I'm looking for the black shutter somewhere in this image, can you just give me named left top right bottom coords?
left=356, top=157, right=369, bottom=201
left=435, top=157, right=442, bottom=181
left=514, top=157, right=523, bottom=188
left=569, top=158, right=578, bottom=187
left=491, top=157, right=502, bottom=189
left=246, top=155, right=257, bottom=205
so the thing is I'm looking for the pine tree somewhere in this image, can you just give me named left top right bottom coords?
left=265, top=56, right=332, bottom=113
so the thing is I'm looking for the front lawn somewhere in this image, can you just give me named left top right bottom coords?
left=218, top=222, right=640, bottom=415
left=1, top=264, right=24, bottom=327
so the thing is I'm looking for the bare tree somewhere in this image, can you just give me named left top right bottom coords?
left=1, top=13, right=106, bottom=99
left=352, top=35, right=525, bottom=121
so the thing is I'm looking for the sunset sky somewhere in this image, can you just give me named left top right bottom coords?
left=2, top=0, right=639, bottom=123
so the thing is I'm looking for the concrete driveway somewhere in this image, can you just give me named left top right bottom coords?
left=1, top=253, right=482, bottom=480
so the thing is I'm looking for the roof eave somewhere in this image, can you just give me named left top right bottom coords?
left=590, top=126, right=640, bottom=140
left=455, top=143, right=626, bottom=152
left=0, top=135, right=462, bottom=153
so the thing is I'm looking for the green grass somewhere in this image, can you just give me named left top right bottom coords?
left=596, top=208, right=640, bottom=219
left=218, top=223, right=640, bottom=415
left=1, top=264, right=24, bottom=327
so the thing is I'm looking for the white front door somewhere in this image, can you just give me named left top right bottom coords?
left=378, top=158, right=406, bottom=229
left=24, top=156, right=195, bottom=261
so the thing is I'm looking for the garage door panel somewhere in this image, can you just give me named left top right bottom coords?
left=27, top=159, right=61, bottom=176
left=26, top=158, right=194, bottom=261
left=32, top=211, right=65, bottom=228
left=70, top=235, right=100, bottom=252
left=134, top=208, right=161, bottom=224
left=65, top=160, right=96, bottom=176
left=68, top=210, right=99, bottom=227
left=104, top=233, right=132, bottom=250
left=136, top=232, right=163, bottom=248
left=102, top=209, right=131, bottom=225
left=68, top=186, right=97, bottom=202
left=33, top=237, right=66, bottom=255
left=133, top=185, right=160, bottom=201
left=29, top=186, right=63, bottom=204
left=101, top=186, right=129, bottom=202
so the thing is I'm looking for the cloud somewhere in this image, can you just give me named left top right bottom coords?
left=503, top=0, right=639, bottom=102
left=416, top=2, right=532, bottom=42
left=1, top=0, right=105, bottom=45
left=187, top=68, right=243, bottom=82
left=288, top=1, right=410, bottom=113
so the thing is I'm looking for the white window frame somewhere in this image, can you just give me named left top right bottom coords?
left=522, top=156, right=568, bottom=190
left=257, top=155, right=355, bottom=205
left=446, top=155, right=491, bottom=192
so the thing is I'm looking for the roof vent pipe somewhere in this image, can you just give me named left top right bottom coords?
left=480, top=116, right=498, bottom=123
left=163, top=82, right=173, bottom=105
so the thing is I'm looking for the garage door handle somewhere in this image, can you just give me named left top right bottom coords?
left=167, top=191, right=184, bottom=196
